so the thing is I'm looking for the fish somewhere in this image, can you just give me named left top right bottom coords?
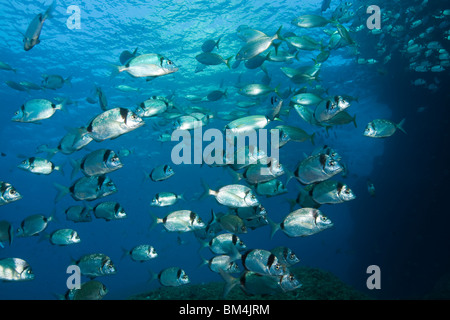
left=74, top=253, right=117, bottom=279
left=92, top=202, right=127, bottom=221
left=291, top=93, right=323, bottom=106
left=321, top=0, right=331, bottom=12
left=322, top=110, right=357, bottom=129
left=271, top=246, right=300, bottom=267
left=47, top=127, right=93, bottom=156
left=235, top=26, right=282, bottom=61
left=22, top=0, right=56, bottom=51
left=95, top=86, right=108, bottom=111
left=0, top=182, right=22, bottom=206
left=0, top=258, right=35, bottom=281
left=310, top=180, right=356, bottom=204
left=41, top=74, right=72, bottom=90
left=135, top=96, right=171, bottom=118
left=364, top=119, right=406, bottom=138
left=238, top=83, right=279, bottom=98
left=241, top=158, right=285, bottom=185
left=269, top=207, right=333, bottom=238
left=151, top=192, right=184, bottom=207
left=196, top=52, right=232, bottom=68
left=367, top=179, right=376, bottom=197
left=157, top=267, right=190, bottom=287
left=201, top=181, right=260, bottom=208
left=272, top=125, right=315, bottom=147
left=17, top=157, right=63, bottom=175
left=237, top=249, right=287, bottom=276
left=203, top=233, right=247, bottom=255
left=54, top=175, right=118, bottom=202
left=47, top=229, right=81, bottom=246
left=12, top=99, right=66, bottom=123
left=113, top=53, right=178, bottom=78
left=70, top=149, right=123, bottom=179
left=16, top=213, right=54, bottom=237
left=122, top=245, right=158, bottom=262
left=236, top=25, right=267, bottom=42
left=0, top=220, right=13, bottom=248
left=64, top=280, right=108, bottom=300
left=19, top=81, right=42, bottom=90
left=211, top=210, right=247, bottom=234
left=200, top=255, right=240, bottom=274
left=291, top=14, right=330, bottom=28
left=220, top=270, right=301, bottom=297
left=255, top=179, right=288, bottom=197
left=314, top=96, right=350, bottom=123
left=283, top=35, right=323, bottom=51
left=5, top=80, right=29, bottom=92
left=291, top=153, right=343, bottom=185
left=207, top=89, right=227, bottom=101
left=153, top=210, right=206, bottom=232
left=201, top=36, right=222, bottom=53
left=86, top=107, right=144, bottom=142
left=149, top=164, right=175, bottom=182
left=65, top=205, right=93, bottom=223
left=0, top=61, right=16, bottom=73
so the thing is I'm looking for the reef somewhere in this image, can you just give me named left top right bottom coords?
left=129, top=266, right=374, bottom=300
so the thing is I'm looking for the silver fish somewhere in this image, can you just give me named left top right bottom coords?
left=205, top=233, right=247, bottom=255
left=157, top=267, right=189, bottom=287
left=364, top=119, right=406, bottom=138
left=75, top=253, right=117, bottom=279
left=201, top=255, right=240, bottom=274
left=271, top=246, right=300, bottom=267
left=292, top=153, right=343, bottom=185
left=154, top=210, right=205, bottom=232
left=291, top=14, right=330, bottom=28
left=239, top=249, right=286, bottom=276
left=201, top=36, right=222, bottom=53
left=311, top=180, right=356, bottom=204
left=0, top=258, right=35, bottom=281
left=22, top=0, right=56, bottom=51
left=65, top=205, right=92, bottom=223
left=314, top=96, right=350, bottom=123
left=236, top=26, right=282, bottom=61
left=114, top=53, right=178, bottom=78
left=92, top=202, right=127, bottom=221
left=54, top=175, right=117, bottom=202
left=122, top=245, right=158, bottom=262
left=151, top=192, right=184, bottom=207
left=195, top=52, right=232, bottom=68
left=48, top=229, right=81, bottom=246
left=65, top=280, right=108, bottom=300
left=16, top=213, right=54, bottom=237
left=149, top=164, right=175, bottom=182
left=0, top=182, right=22, bottom=206
left=255, top=179, right=288, bottom=197
left=86, top=107, right=144, bottom=142
left=270, top=208, right=333, bottom=238
left=70, top=149, right=123, bottom=179
left=135, top=96, right=171, bottom=118
left=12, top=99, right=66, bottom=123
left=17, top=157, right=63, bottom=175
left=201, top=181, right=260, bottom=208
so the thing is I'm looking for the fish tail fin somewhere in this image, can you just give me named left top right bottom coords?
left=218, top=269, right=239, bottom=298
left=36, top=144, right=59, bottom=159
left=352, top=114, right=357, bottom=128
left=267, top=217, right=280, bottom=239
left=69, top=158, right=81, bottom=180
left=216, top=36, right=222, bottom=50
left=310, top=132, right=316, bottom=146
left=397, top=118, right=407, bottom=134
left=285, top=168, right=295, bottom=186
left=44, top=0, right=57, bottom=20
left=199, top=178, right=213, bottom=200
left=65, top=76, right=72, bottom=88
left=54, top=164, right=65, bottom=176
left=53, top=183, right=69, bottom=203
left=285, top=198, right=297, bottom=211
left=197, top=255, right=209, bottom=269
left=120, top=247, right=130, bottom=260
left=227, top=167, right=242, bottom=183
left=272, top=41, right=281, bottom=56
left=109, top=65, right=124, bottom=80
left=148, top=212, right=162, bottom=231
left=274, top=25, right=283, bottom=40
left=178, top=193, right=185, bottom=201
left=225, top=56, right=233, bottom=69
left=147, top=270, right=158, bottom=284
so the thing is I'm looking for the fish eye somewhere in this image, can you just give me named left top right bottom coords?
left=321, top=216, right=327, bottom=221
left=14, top=111, right=19, bottom=115
left=182, top=274, right=188, bottom=280
left=275, top=264, right=280, bottom=270
left=329, top=160, right=335, bottom=166
left=9, top=189, right=16, bottom=195
left=167, top=60, right=173, bottom=65
left=290, top=253, right=296, bottom=259
left=107, top=182, right=114, bottom=186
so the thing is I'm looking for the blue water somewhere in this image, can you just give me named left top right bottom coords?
left=0, top=0, right=449, bottom=300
